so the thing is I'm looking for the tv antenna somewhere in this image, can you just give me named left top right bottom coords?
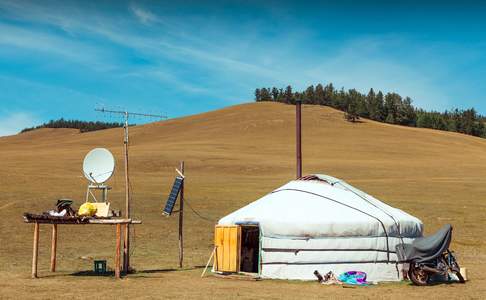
left=95, top=106, right=167, bottom=272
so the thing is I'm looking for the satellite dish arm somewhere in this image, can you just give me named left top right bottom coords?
left=84, top=171, right=100, bottom=185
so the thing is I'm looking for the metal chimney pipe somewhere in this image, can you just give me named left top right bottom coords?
left=296, top=99, right=302, bottom=179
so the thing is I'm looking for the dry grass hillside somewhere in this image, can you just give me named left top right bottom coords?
left=1, top=102, right=485, bottom=299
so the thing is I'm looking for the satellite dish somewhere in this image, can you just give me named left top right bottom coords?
left=83, top=148, right=115, bottom=184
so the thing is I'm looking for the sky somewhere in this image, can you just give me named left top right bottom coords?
left=1, top=0, right=486, bottom=136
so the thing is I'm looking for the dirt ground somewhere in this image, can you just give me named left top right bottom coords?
left=1, top=102, right=485, bottom=299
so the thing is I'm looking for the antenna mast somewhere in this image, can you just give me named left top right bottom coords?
left=95, top=107, right=167, bottom=272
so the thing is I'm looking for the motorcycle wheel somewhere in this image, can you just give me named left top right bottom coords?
left=408, top=264, right=429, bottom=286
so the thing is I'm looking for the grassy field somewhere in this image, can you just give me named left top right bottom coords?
left=1, top=102, right=485, bottom=299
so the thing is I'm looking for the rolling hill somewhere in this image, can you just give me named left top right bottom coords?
left=1, top=102, right=485, bottom=299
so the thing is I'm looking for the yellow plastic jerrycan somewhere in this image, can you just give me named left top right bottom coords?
left=78, top=202, right=97, bottom=217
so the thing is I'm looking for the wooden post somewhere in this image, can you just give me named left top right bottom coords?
left=201, top=246, right=216, bottom=278
left=178, top=161, right=184, bottom=268
left=123, top=223, right=129, bottom=274
left=50, top=224, right=57, bottom=272
left=32, top=222, right=39, bottom=278
left=296, top=99, right=302, bottom=179
left=115, top=223, right=121, bottom=279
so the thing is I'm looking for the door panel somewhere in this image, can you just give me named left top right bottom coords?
left=214, top=225, right=240, bottom=272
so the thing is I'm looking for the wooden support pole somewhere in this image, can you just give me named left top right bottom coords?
left=50, top=224, right=57, bottom=272
left=178, top=161, right=184, bottom=268
left=32, top=222, right=39, bottom=278
left=115, top=223, right=121, bottom=279
left=201, top=247, right=216, bottom=278
left=123, top=223, right=129, bottom=274
left=296, top=99, right=302, bottom=179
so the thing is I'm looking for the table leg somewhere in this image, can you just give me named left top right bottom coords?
left=115, top=223, right=121, bottom=279
left=32, top=222, right=39, bottom=278
left=50, top=224, right=57, bottom=272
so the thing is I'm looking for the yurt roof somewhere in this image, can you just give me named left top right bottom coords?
left=218, top=174, right=423, bottom=239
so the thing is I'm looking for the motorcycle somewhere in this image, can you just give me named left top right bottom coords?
left=396, top=224, right=465, bottom=286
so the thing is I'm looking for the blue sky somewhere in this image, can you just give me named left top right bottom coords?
left=1, top=0, right=486, bottom=136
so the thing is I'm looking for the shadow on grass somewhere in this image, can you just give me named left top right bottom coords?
left=138, top=265, right=206, bottom=274
left=405, top=280, right=466, bottom=286
left=64, top=265, right=207, bottom=278
left=33, top=271, right=117, bottom=279
left=71, top=270, right=116, bottom=277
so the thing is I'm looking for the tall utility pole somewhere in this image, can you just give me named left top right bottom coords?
left=122, top=112, right=130, bottom=272
left=296, top=99, right=302, bottom=179
left=95, top=107, right=166, bottom=272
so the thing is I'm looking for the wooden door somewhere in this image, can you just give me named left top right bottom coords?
left=214, top=225, right=241, bottom=272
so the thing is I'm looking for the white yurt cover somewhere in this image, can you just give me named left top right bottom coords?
left=218, top=174, right=423, bottom=282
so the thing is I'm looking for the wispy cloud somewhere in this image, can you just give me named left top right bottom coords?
left=0, top=0, right=282, bottom=100
left=0, top=112, right=38, bottom=137
left=0, top=23, right=116, bottom=71
left=303, top=36, right=453, bottom=110
left=129, top=3, right=158, bottom=25
left=0, top=0, right=484, bottom=118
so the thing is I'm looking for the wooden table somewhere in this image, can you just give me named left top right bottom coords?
left=25, top=217, right=141, bottom=279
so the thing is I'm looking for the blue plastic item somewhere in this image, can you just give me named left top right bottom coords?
left=338, top=271, right=368, bottom=285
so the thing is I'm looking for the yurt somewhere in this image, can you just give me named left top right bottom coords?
left=214, top=174, right=423, bottom=282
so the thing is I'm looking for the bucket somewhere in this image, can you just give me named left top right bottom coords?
left=94, top=260, right=107, bottom=274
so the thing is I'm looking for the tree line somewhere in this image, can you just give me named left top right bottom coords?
left=255, top=84, right=486, bottom=138
left=21, top=118, right=125, bottom=133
